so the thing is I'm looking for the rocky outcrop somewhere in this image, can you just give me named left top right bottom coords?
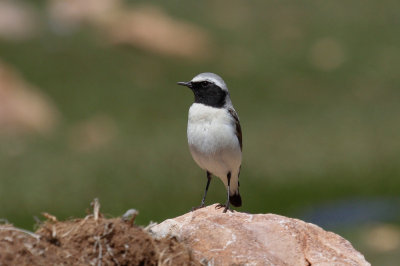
left=151, top=204, right=370, bottom=266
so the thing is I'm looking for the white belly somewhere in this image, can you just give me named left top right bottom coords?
left=187, top=103, right=241, bottom=191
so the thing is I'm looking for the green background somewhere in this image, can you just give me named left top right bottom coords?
left=1, top=1, right=399, bottom=264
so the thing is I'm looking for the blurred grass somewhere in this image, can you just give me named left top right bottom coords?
left=0, top=0, right=400, bottom=264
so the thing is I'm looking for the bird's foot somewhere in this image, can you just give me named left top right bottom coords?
left=215, top=203, right=232, bottom=213
left=191, top=204, right=205, bottom=211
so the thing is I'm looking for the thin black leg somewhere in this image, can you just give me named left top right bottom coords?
left=216, top=172, right=232, bottom=213
left=201, top=171, right=212, bottom=206
left=223, top=172, right=231, bottom=213
left=192, top=171, right=212, bottom=211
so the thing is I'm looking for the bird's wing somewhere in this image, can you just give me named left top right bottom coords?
left=227, top=108, right=242, bottom=151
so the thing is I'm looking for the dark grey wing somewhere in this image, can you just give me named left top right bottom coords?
left=228, top=108, right=242, bottom=151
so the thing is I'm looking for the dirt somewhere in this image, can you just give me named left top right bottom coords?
left=0, top=203, right=201, bottom=266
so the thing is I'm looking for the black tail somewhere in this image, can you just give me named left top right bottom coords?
left=229, top=192, right=242, bottom=207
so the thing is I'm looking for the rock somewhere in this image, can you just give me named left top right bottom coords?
left=150, top=204, right=370, bottom=266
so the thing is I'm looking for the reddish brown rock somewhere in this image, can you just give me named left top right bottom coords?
left=151, top=204, right=370, bottom=266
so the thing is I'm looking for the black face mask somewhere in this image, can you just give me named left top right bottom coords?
left=191, top=81, right=227, bottom=108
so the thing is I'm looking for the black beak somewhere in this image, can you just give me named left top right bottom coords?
left=177, top=81, right=192, bottom=88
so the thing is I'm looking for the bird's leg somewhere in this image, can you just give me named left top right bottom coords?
left=192, top=171, right=212, bottom=211
left=216, top=172, right=232, bottom=213
left=201, top=171, right=212, bottom=206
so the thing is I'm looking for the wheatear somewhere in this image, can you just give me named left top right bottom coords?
left=178, top=72, right=242, bottom=213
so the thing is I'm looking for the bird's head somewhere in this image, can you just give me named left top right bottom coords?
left=177, top=72, right=230, bottom=108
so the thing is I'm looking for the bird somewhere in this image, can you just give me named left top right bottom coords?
left=177, top=72, right=242, bottom=213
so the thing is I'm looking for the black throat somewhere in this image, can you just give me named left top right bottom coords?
left=191, top=82, right=227, bottom=108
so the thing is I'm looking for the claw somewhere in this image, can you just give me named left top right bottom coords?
left=191, top=204, right=205, bottom=211
left=215, top=203, right=232, bottom=213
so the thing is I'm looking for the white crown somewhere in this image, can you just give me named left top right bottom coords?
left=191, top=72, right=228, bottom=92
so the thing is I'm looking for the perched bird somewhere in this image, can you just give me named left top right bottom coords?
left=178, top=72, right=242, bottom=213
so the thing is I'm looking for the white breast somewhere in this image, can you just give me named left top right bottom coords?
left=187, top=103, right=241, bottom=186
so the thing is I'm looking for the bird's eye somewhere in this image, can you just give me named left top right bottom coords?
left=201, top=81, right=209, bottom=86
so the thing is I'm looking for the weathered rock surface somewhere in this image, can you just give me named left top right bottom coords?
left=151, top=204, right=370, bottom=266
